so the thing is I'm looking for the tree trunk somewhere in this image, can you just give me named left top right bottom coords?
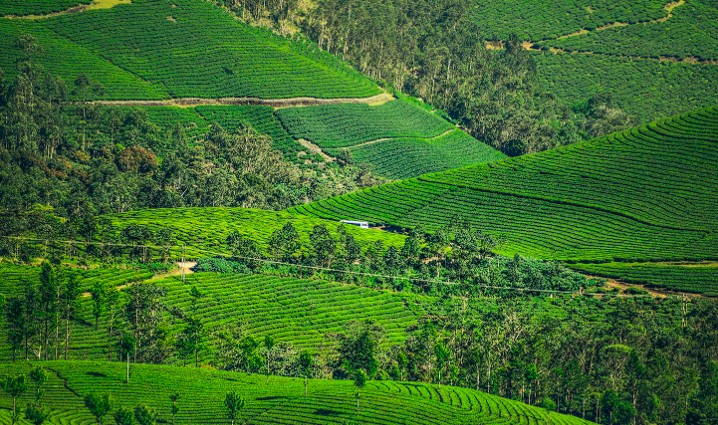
left=126, top=352, right=130, bottom=384
left=304, top=377, right=308, bottom=397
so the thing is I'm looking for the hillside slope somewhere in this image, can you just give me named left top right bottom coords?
left=0, top=361, right=595, bottom=425
left=0, top=0, right=378, bottom=100
left=290, top=106, right=718, bottom=262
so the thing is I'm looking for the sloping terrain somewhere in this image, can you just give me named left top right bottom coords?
left=0, top=361, right=595, bottom=425
left=0, top=0, right=379, bottom=100
left=0, top=0, right=91, bottom=17
left=99, top=207, right=406, bottom=258
left=277, top=99, right=505, bottom=178
left=290, top=106, right=718, bottom=262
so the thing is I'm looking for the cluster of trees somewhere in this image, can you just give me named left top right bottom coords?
left=201, top=221, right=593, bottom=295
left=0, top=35, right=383, bottom=245
left=222, top=0, right=635, bottom=155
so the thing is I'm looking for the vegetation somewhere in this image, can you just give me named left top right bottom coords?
left=0, top=361, right=595, bottom=424
left=276, top=99, right=505, bottom=178
left=0, top=0, right=91, bottom=17
left=291, top=106, right=718, bottom=262
left=570, top=262, right=718, bottom=296
left=546, top=0, right=718, bottom=62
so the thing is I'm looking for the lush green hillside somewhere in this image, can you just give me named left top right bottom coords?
left=0, top=0, right=91, bottom=16
left=472, top=0, right=667, bottom=41
left=276, top=99, right=505, bottom=178
left=0, top=0, right=379, bottom=100
left=290, top=106, right=718, bottom=262
left=345, top=130, right=505, bottom=179
left=277, top=100, right=454, bottom=149
left=0, top=361, right=595, bottom=425
left=534, top=53, right=718, bottom=124
left=570, top=262, right=718, bottom=296
left=545, top=0, right=718, bottom=62
left=99, top=207, right=406, bottom=258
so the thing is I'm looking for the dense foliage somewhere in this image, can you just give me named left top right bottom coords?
left=291, top=106, right=718, bottom=262
left=0, top=53, right=385, bottom=244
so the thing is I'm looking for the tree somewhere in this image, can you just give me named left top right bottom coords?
left=38, top=261, right=59, bottom=360
left=263, top=335, right=275, bottom=383
left=434, top=341, right=450, bottom=387
left=90, top=282, right=107, bottom=330
left=169, top=393, right=180, bottom=425
left=24, top=403, right=50, bottom=425
left=354, top=369, right=367, bottom=412
left=133, top=405, right=157, bottom=425
left=298, top=350, right=314, bottom=397
left=119, top=332, right=136, bottom=384
left=2, top=374, right=28, bottom=425
left=224, top=391, right=245, bottom=425
left=226, top=231, right=263, bottom=270
left=84, top=393, right=112, bottom=425
left=267, top=223, right=301, bottom=262
left=309, top=224, right=336, bottom=267
left=113, top=407, right=134, bottom=425
left=4, top=297, right=24, bottom=361
left=338, top=321, right=384, bottom=379
left=60, top=275, right=81, bottom=359
left=29, top=367, right=48, bottom=402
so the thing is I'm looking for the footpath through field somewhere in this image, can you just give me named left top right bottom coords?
left=3, top=0, right=131, bottom=19
left=87, top=93, right=394, bottom=108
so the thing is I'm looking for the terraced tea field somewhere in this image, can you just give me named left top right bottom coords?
left=0, top=0, right=379, bottom=100
left=290, top=107, right=718, bottom=262
left=0, top=361, right=595, bottom=425
left=99, top=207, right=406, bottom=259
left=571, top=262, right=718, bottom=296
left=0, top=0, right=91, bottom=16
left=277, top=99, right=505, bottom=178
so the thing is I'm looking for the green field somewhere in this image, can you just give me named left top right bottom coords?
left=571, top=262, right=718, bottom=296
left=534, top=52, right=718, bottom=124
left=0, top=0, right=379, bottom=100
left=345, top=130, right=506, bottom=179
left=545, top=0, right=718, bottom=62
left=276, top=99, right=505, bottom=178
left=99, top=207, right=406, bottom=258
left=0, top=0, right=91, bottom=16
left=472, top=0, right=667, bottom=41
left=290, top=106, right=718, bottom=262
left=0, top=361, right=595, bottom=425
left=277, top=100, right=455, bottom=149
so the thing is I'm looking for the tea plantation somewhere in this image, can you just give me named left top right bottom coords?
left=0, top=0, right=91, bottom=16
left=99, top=207, right=406, bottom=258
left=0, top=361, right=596, bottom=425
left=0, top=0, right=379, bottom=100
left=276, top=99, right=505, bottom=178
left=290, top=106, right=718, bottom=263
left=570, top=262, right=718, bottom=296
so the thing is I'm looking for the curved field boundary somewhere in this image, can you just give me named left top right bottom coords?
left=3, top=0, right=131, bottom=19
left=87, top=92, right=394, bottom=108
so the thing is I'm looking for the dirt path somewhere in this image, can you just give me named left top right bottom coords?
left=88, top=92, right=394, bottom=109
left=4, top=0, right=131, bottom=20
left=297, top=139, right=336, bottom=162
left=349, top=129, right=458, bottom=150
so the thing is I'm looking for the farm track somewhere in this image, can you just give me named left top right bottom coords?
left=87, top=92, right=394, bottom=108
left=349, top=129, right=458, bottom=150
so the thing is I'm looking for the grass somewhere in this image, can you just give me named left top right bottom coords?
left=0, top=361, right=596, bottom=425
left=570, top=262, right=718, bottom=296
left=98, top=207, right=407, bottom=259
left=0, top=0, right=379, bottom=100
left=289, top=106, right=718, bottom=262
